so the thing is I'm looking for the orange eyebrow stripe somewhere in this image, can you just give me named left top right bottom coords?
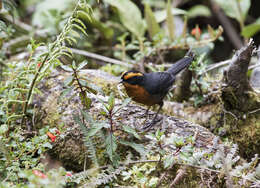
left=124, top=72, right=143, bottom=80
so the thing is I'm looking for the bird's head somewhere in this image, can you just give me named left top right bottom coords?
left=120, top=70, right=144, bottom=85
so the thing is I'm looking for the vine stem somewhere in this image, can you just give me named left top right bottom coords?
left=21, top=52, right=50, bottom=128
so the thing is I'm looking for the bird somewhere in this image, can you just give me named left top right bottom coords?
left=120, top=51, right=194, bottom=129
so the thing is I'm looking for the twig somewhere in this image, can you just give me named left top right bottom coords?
left=70, top=48, right=134, bottom=68
left=1, top=14, right=48, bottom=37
left=170, top=167, right=187, bottom=188
left=156, top=172, right=167, bottom=188
left=248, top=108, right=260, bottom=115
left=202, top=60, right=230, bottom=74
left=21, top=52, right=50, bottom=128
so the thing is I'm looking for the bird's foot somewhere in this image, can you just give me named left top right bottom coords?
left=142, top=117, right=162, bottom=131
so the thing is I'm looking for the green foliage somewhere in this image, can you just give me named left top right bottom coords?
left=213, top=0, right=250, bottom=23
left=0, top=126, right=57, bottom=184
left=100, top=64, right=127, bottom=76
left=166, top=0, right=175, bottom=41
left=0, top=0, right=94, bottom=186
left=75, top=93, right=144, bottom=168
left=104, top=0, right=145, bottom=39
left=32, top=0, right=76, bottom=34
left=144, top=3, right=161, bottom=39
left=189, top=53, right=210, bottom=106
left=61, top=60, right=102, bottom=109
left=241, top=18, right=260, bottom=38
left=187, top=5, right=211, bottom=19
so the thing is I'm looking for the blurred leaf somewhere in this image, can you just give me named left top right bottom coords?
left=187, top=5, right=211, bottom=18
left=119, top=140, right=146, bottom=155
left=89, top=18, right=114, bottom=40
left=0, top=20, right=7, bottom=32
left=64, top=76, right=74, bottom=86
left=164, top=155, right=174, bottom=169
left=166, top=0, right=175, bottom=41
left=241, top=18, right=260, bottom=38
left=113, top=98, right=131, bottom=114
left=42, top=142, right=52, bottom=149
left=213, top=0, right=250, bottom=22
left=84, top=82, right=103, bottom=95
left=80, top=109, right=94, bottom=124
left=32, top=0, right=75, bottom=33
left=144, top=3, right=160, bottom=39
left=105, top=133, right=118, bottom=165
left=104, top=0, right=145, bottom=38
left=108, top=93, right=115, bottom=111
left=122, top=125, right=141, bottom=140
left=77, top=60, right=88, bottom=71
left=60, top=64, right=73, bottom=72
left=86, top=123, right=104, bottom=139
left=73, top=114, right=87, bottom=134
left=0, top=124, right=8, bottom=134
left=154, top=8, right=186, bottom=23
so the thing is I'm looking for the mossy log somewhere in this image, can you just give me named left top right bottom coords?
left=34, top=69, right=217, bottom=171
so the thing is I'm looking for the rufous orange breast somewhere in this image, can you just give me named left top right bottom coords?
left=123, top=82, right=158, bottom=106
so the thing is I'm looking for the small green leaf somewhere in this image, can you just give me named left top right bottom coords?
left=77, top=10, right=92, bottom=22
left=64, top=76, right=74, bottom=86
left=113, top=98, right=131, bottom=114
left=77, top=60, right=88, bottom=71
left=86, top=123, right=104, bottom=139
left=241, top=18, right=260, bottom=38
left=72, top=23, right=88, bottom=36
left=173, top=137, right=185, bottom=148
left=122, top=125, right=141, bottom=140
left=79, top=79, right=87, bottom=87
left=43, top=142, right=53, bottom=149
left=80, top=109, right=94, bottom=124
left=119, top=140, right=146, bottom=155
left=72, top=18, right=86, bottom=29
left=100, top=110, right=107, bottom=116
left=85, top=82, right=102, bottom=95
left=73, top=114, right=88, bottom=135
left=0, top=124, right=8, bottom=134
left=155, top=129, right=164, bottom=140
left=164, top=155, right=174, bottom=169
left=108, top=93, right=115, bottom=111
left=187, top=5, right=211, bottom=18
left=105, top=133, right=118, bottom=165
left=60, top=64, right=73, bottom=72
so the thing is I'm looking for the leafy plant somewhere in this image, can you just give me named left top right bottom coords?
left=74, top=93, right=145, bottom=168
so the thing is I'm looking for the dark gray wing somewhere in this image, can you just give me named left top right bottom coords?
left=142, top=72, right=175, bottom=95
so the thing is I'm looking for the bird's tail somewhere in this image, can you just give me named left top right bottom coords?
left=167, top=50, right=194, bottom=75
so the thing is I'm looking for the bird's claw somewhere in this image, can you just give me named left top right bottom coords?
left=142, top=117, right=162, bottom=131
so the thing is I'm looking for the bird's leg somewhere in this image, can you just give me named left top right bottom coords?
left=143, top=102, right=163, bottom=130
left=143, top=106, right=151, bottom=122
left=145, top=106, right=151, bottom=116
